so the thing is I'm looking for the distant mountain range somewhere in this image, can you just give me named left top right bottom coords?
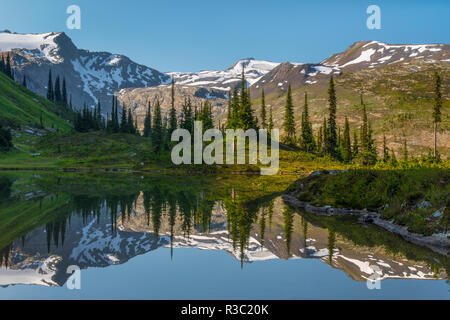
left=1, top=31, right=448, bottom=111
left=0, top=31, right=170, bottom=113
left=0, top=31, right=449, bottom=145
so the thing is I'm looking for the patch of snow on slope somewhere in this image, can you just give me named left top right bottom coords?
left=0, top=32, right=62, bottom=63
left=341, top=48, right=376, bottom=67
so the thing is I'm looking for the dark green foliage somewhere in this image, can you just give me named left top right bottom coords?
left=54, top=75, right=61, bottom=103
left=151, top=99, right=164, bottom=152
left=143, top=101, right=152, bottom=138
left=301, top=92, right=315, bottom=152
left=168, top=79, right=178, bottom=137
left=326, top=76, right=337, bottom=156
left=46, top=70, right=54, bottom=101
left=341, top=117, right=352, bottom=162
left=268, top=106, right=274, bottom=135
left=180, top=97, right=194, bottom=134
left=260, top=88, right=267, bottom=129
left=0, top=123, right=13, bottom=152
left=294, top=169, right=449, bottom=236
left=282, top=84, right=296, bottom=144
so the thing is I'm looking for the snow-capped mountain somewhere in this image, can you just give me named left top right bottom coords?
left=168, top=58, right=280, bottom=92
left=0, top=31, right=170, bottom=112
left=322, top=40, right=449, bottom=70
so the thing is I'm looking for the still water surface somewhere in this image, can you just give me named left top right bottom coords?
left=0, top=172, right=448, bottom=299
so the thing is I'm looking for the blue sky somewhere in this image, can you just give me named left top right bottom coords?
left=1, top=0, right=449, bottom=72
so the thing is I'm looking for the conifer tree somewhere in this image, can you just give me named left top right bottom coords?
left=433, top=72, right=442, bottom=158
left=201, top=101, right=214, bottom=131
left=317, top=127, right=323, bottom=154
left=226, top=91, right=232, bottom=128
left=152, top=99, right=163, bottom=152
left=390, top=148, right=397, bottom=166
left=96, top=101, right=102, bottom=130
left=342, top=117, right=352, bottom=162
left=120, top=106, right=127, bottom=133
left=181, top=97, right=193, bottom=134
left=301, top=92, right=315, bottom=152
left=127, top=108, right=135, bottom=134
left=22, top=75, right=27, bottom=88
left=47, top=70, right=54, bottom=101
left=382, top=135, right=389, bottom=162
left=5, top=54, right=12, bottom=79
left=62, top=77, right=68, bottom=106
left=352, top=131, right=359, bottom=156
left=238, top=71, right=257, bottom=131
left=114, top=97, right=120, bottom=132
left=0, top=123, right=13, bottom=152
left=143, top=101, right=152, bottom=138
left=168, top=80, right=178, bottom=137
left=0, top=54, right=4, bottom=74
left=54, top=75, right=61, bottom=103
left=260, top=88, right=267, bottom=129
left=283, top=84, right=296, bottom=143
left=268, top=106, right=274, bottom=135
left=402, top=139, right=408, bottom=161
left=327, top=76, right=337, bottom=156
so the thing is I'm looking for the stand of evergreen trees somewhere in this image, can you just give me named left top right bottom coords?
left=0, top=54, right=14, bottom=80
left=0, top=123, right=13, bottom=152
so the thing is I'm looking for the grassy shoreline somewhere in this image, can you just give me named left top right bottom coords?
left=286, top=168, right=449, bottom=237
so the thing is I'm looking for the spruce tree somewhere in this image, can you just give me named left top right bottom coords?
left=317, top=127, right=323, bottom=154
left=47, top=70, right=54, bottom=101
left=143, top=101, right=152, bottom=138
left=268, top=106, right=274, bottom=135
left=120, top=106, right=128, bottom=133
left=96, top=101, right=102, bottom=130
left=152, top=99, right=163, bottom=152
left=22, top=75, right=27, bottom=88
left=402, top=139, right=408, bottom=161
left=201, top=101, right=214, bottom=131
left=352, top=131, right=359, bottom=156
left=301, top=92, right=315, bottom=152
left=0, top=123, right=13, bottom=152
left=342, top=117, right=352, bottom=162
left=168, top=79, right=178, bottom=137
left=127, top=108, right=135, bottom=134
left=433, top=72, right=442, bottom=158
left=260, top=88, right=267, bottom=129
left=382, top=135, right=389, bottom=162
left=54, top=75, right=61, bottom=103
left=283, top=84, right=296, bottom=143
left=327, top=76, right=337, bottom=156
left=62, top=77, right=68, bottom=106
left=230, top=86, right=240, bottom=128
left=238, top=71, right=257, bottom=131
left=226, top=91, right=232, bottom=128
left=5, top=54, right=12, bottom=79
left=181, top=97, right=193, bottom=134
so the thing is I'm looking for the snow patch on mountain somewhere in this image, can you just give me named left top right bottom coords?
left=0, top=32, right=62, bottom=63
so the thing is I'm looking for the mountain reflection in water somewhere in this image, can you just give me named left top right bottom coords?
left=0, top=172, right=448, bottom=290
